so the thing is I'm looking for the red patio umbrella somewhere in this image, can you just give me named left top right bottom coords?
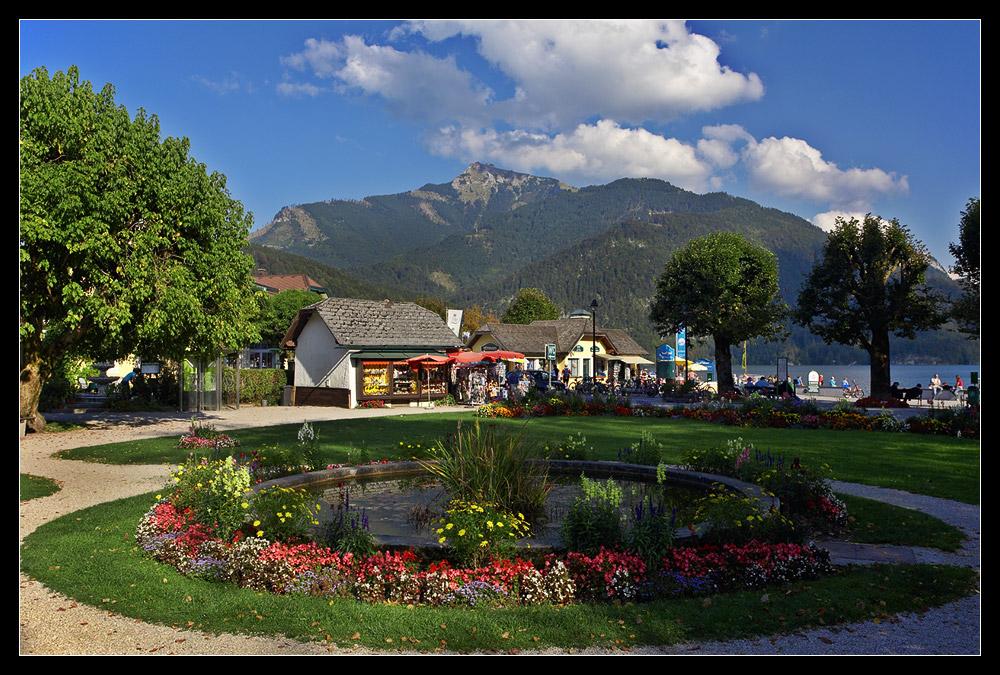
left=405, top=354, right=453, bottom=364
left=490, top=350, right=525, bottom=361
left=404, top=354, right=453, bottom=405
left=450, top=351, right=500, bottom=364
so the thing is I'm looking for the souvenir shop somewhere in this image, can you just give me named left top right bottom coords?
left=450, top=351, right=526, bottom=405
left=355, top=354, right=451, bottom=404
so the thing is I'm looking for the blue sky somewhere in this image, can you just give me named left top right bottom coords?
left=20, top=20, right=980, bottom=266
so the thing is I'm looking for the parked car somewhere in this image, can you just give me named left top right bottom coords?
left=524, top=369, right=566, bottom=393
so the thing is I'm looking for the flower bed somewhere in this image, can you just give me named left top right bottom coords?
left=138, top=422, right=837, bottom=609
left=136, top=494, right=833, bottom=608
left=474, top=392, right=978, bottom=438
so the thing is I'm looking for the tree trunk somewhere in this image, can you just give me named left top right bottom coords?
left=19, top=359, right=47, bottom=433
left=868, top=329, right=892, bottom=399
left=715, top=339, right=735, bottom=395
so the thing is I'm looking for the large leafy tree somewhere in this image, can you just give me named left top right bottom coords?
left=948, top=197, right=980, bottom=338
left=649, top=232, right=788, bottom=394
left=462, top=304, right=500, bottom=336
left=258, top=289, right=324, bottom=346
left=794, top=214, right=947, bottom=399
left=20, top=66, right=260, bottom=430
left=502, top=287, right=560, bottom=324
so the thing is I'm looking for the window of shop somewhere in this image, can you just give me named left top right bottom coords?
left=361, top=361, right=391, bottom=397
left=392, top=361, right=417, bottom=396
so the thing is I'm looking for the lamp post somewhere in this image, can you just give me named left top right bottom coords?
left=590, top=298, right=599, bottom=382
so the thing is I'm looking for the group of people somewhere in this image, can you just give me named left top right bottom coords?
left=890, top=374, right=966, bottom=401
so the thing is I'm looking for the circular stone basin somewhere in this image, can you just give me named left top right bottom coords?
left=258, top=460, right=775, bottom=553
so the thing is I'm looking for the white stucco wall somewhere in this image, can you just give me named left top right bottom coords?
left=294, top=314, right=354, bottom=390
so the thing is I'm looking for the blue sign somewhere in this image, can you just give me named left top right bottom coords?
left=656, top=344, right=675, bottom=362
left=677, top=327, right=686, bottom=361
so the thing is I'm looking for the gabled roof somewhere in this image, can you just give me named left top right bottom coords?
left=469, top=319, right=648, bottom=356
left=473, top=322, right=558, bottom=355
left=253, top=272, right=329, bottom=297
left=282, top=298, right=463, bottom=350
left=598, top=328, right=648, bottom=356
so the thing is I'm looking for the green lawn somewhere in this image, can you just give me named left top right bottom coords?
left=20, top=492, right=977, bottom=653
left=25, top=411, right=978, bottom=652
left=56, top=411, right=981, bottom=504
left=20, top=473, right=62, bottom=502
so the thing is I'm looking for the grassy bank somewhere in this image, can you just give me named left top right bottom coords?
left=56, top=412, right=981, bottom=504
left=20, top=492, right=977, bottom=653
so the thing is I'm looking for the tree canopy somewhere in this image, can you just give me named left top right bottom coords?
left=502, top=288, right=560, bottom=324
left=462, top=304, right=500, bottom=336
left=948, top=197, right=980, bottom=338
left=793, top=214, right=947, bottom=398
left=257, top=289, right=324, bottom=347
left=648, top=232, right=787, bottom=394
left=20, top=66, right=260, bottom=429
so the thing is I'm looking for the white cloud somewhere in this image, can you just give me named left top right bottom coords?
left=428, top=120, right=713, bottom=190
left=193, top=71, right=255, bottom=95
left=697, top=138, right=740, bottom=169
left=276, top=80, right=323, bottom=97
left=278, top=22, right=907, bottom=216
left=408, top=20, right=764, bottom=130
left=280, top=35, right=492, bottom=125
left=282, top=21, right=763, bottom=132
left=811, top=210, right=872, bottom=233
left=742, top=135, right=908, bottom=209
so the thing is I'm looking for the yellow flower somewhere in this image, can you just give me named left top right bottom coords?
left=458, top=529, right=466, bottom=536
left=254, top=520, right=261, bottom=527
left=242, top=502, right=249, bottom=508
left=256, top=531, right=264, bottom=537
left=439, top=536, right=446, bottom=543
left=445, top=523, right=453, bottom=530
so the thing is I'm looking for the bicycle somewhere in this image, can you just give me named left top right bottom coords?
left=844, top=381, right=865, bottom=399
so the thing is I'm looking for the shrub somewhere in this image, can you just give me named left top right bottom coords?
left=223, top=367, right=285, bottom=405
left=319, top=488, right=375, bottom=557
left=693, top=487, right=798, bottom=546
left=435, top=500, right=530, bottom=568
left=176, top=418, right=240, bottom=451
left=165, top=456, right=253, bottom=540
left=561, top=475, right=624, bottom=556
left=617, top=429, right=663, bottom=466
left=421, top=419, right=550, bottom=519
left=685, top=437, right=848, bottom=535
left=249, top=485, right=322, bottom=543
left=547, top=432, right=591, bottom=460
left=626, top=496, right=675, bottom=569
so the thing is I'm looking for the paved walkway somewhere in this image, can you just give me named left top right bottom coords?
left=19, top=405, right=980, bottom=655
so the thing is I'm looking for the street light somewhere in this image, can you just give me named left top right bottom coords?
left=590, top=298, right=599, bottom=382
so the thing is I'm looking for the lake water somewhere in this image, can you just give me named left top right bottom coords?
left=742, top=364, right=981, bottom=393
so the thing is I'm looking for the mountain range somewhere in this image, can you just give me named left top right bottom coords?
left=249, top=163, right=977, bottom=365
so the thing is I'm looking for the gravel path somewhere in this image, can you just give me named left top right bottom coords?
left=19, top=407, right=981, bottom=655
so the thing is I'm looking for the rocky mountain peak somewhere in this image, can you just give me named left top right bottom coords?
left=450, top=162, right=572, bottom=205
